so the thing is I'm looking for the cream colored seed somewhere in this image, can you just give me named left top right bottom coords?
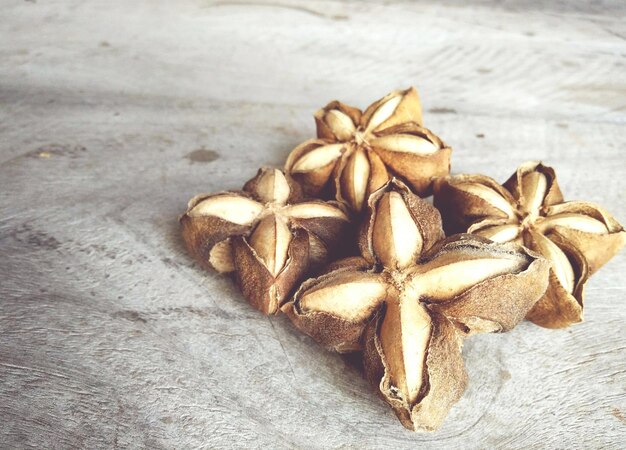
left=189, top=195, right=263, bottom=225
left=411, top=257, right=526, bottom=300
left=541, top=213, right=608, bottom=234
left=291, top=143, right=344, bottom=172
left=532, top=234, right=575, bottom=294
left=365, top=95, right=402, bottom=133
left=300, top=275, right=387, bottom=321
left=381, top=294, right=431, bottom=405
left=370, top=134, right=438, bottom=155
left=373, top=191, right=423, bottom=269
left=208, top=239, right=235, bottom=273
left=325, top=109, right=356, bottom=141
left=249, top=215, right=292, bottom=277
left=455, top=183, right=515, bottom=218
left=475, top=224, right=520, bottom=243
left=520, top=172, right=547, bottom=214
left=342, top=149, right=370, bottom=211
left=255, top=169, right=290, bottom=205
left=284, top=202, right=347, bottom=220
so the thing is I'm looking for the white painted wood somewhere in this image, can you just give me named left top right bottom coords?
left=1, top=0, right=625, bottom=448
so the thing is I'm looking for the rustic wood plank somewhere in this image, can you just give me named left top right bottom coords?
left=1, top=0, right=625, bottom=448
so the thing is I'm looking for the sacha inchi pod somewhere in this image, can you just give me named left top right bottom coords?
left=180, top=167, right=351, bottom=314
left=285, top=87, right=452, bottom=212
left=433, top=161, right=626, bottom=328
left=282, top=178, right=550, bottom=431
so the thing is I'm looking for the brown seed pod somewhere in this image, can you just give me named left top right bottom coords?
left=180, top=167, right=351, bottom=314
left=285, top=88, right=452, bottom=212
left=433, top=160, right=626, bottom=328
left=282, top=178, right=550, bottom=431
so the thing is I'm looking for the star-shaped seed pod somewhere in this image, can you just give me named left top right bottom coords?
left=284, top=87, right=452, bottom=212
left=282, top=179, right=550, bottom=431
left=180, top=168, right=351, bottom=314
left=433, top=161, right=626, bottom=328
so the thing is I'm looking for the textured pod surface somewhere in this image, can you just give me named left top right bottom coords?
left=419, top=236, right=551, bottom=334
left=433, top=175, right=518, bottom=235
left=541, top=201, right=626, bottom=274
left=523, top=231, right=589, bottom=328
left=285, top=88, right=452, bottom=211
left=284, top=140, right=345, bottom=197
left=281, top=262, right=387, bottom=352
left=180, top=168, right=351, bottom=314
left=282, top=179, right=550, bottom=431
left=233, top=228, right=309, bottom=315
left=359, top=178, right=445, bottom=265
left=180, top=192, right=261, bottom=272
left=364, top=309, right=468, bottom=432
left=433, top=161, right=626, bottom=328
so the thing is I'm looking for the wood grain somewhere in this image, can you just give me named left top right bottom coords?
left=1, top=0, right=625, bottom=448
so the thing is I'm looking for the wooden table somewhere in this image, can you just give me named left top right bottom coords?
left=2, top=1, right=625, bottom=448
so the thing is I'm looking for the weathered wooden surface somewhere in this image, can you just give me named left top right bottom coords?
left=1, top=0, right=625, bottom=448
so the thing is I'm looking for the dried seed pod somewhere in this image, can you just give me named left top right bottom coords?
left=523, top=231, right=589, bottom=328
left=233, top=228, right=310, bottom=315
left=181, top=167, right=351, bottom=314
left=181, top=193, right=261, bottom=273
left=540, top=201, right=625, bottom=274
left=363, top=308, right=467, bottom=432
left=285, top=88, right=452, bottom=212
left=433, top=174, right=517, bottom=234
left=282, top=178, right=550, bottom=431
left=469, top=219, right=522, bottom=244
left=283, top=263, right=387, bottom=352
left=433, top=161, right=626, bottom=328
left=359, top=179, right=444, bottom=267
left=284, top=140, right=344, bottom=197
